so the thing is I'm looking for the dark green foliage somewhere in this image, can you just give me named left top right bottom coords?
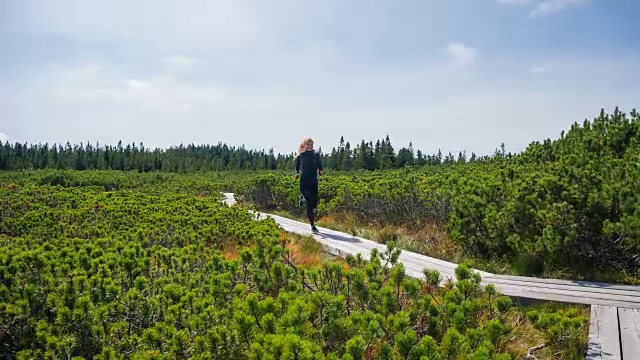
left=6, top=110, right=637, bottom=278
left=0, top=175, right=586, bottom=359
left=235, top=108, right=640, bottom=278
left=526, top=306, right=587, bottom=356
left=444, top=108, right=640, bottom=275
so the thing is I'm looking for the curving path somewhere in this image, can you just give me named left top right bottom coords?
left=222, top=193, right=640, bottom=359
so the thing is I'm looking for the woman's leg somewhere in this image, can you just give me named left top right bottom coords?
left=305, top=189, right=315, bottom=226
left=309, top=182, right=318, bottom=211
left=308, top=182, right=319, bottom=230
left=300, top=182, right=318, bottom=229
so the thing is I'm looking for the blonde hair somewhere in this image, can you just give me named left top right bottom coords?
left=298, top=137, right=314, bottom=154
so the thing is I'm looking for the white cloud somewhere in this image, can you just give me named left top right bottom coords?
left=530, top=62, right=552, bottom=74
left=161, top=56, right=200, bottom=72
left=179, top=103, right=194, bottom=112
left=446, top=42, right=477, bottom=68
left=532, top=0, right=589, bottom=16
left=127, top=79, right=151, bottom=90
left=530, top=66, right=546, bottom=74
left=497, top=0, right=589, bottom=16
left=3, top=0, right=260, bottom=51
left=0, top=132, right=9, bottom=143
left=39, top=64, right=225, bottom=116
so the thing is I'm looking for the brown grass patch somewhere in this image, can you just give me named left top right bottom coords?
left=287, top=239, right=322, bottom=267
left=217, top=227, right=344, bottom=268
left=221, top=244, right=239, bottom=261
left=503, top=310, right=547, bottom=358
left=280, top=230, right=346, bottom=268
left=317, top=212, right=464, bottom=263
left=319, top=213, right=341, bottom=224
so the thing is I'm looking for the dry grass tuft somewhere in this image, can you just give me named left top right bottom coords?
left=280, top=230, right=344, bottom=268
left=221, top=245, right=239, bottom=261
left=220, top=230, right=339, bottom=269
left=287, top=238, right=323, bottom=267
left=317, top=212, right=464, bottom=263
left=504, top=309, right=547, bottom=359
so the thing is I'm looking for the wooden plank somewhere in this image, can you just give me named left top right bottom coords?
left=275, top=217, right=459, bottom=281
left=265, top=213, right=476, bottom=278
left=222, top=192, right=236, bottom=206
left=318, top=226, right=463, bottom=271
left=493, top=284, right=640, bottom=309
left=252, top=201, right=484, bottom=276
left=491, top=281, right=640, bottom=308
left=619, top=308, right=640, bottom=359
left=294, top=218, right=460, bottom=270
left=489, top=274, right=640, bottom=294
left=266, top=213, right=459, bottom=277
left=484, top=277, right=640, bottom=304
left=587, top=305, right=622, bottom=360
left=268, top=211, right=640, bottom=308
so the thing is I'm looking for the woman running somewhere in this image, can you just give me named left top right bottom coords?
left=294, top=138, right=324, bottom=233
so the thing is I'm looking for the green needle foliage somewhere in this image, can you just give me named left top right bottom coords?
left=0, top=178, right=587, bottom=359
left=2, top=108, right=639, bottom=280
left=233, top=108, right=640, bottom=280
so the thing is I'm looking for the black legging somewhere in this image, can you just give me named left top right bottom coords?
left=300, top=180, right=318, bottom=226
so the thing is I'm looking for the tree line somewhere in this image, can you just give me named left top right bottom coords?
left=323, top=136, right=502, bottom=171
left=0, top=137, right=505, bottom=172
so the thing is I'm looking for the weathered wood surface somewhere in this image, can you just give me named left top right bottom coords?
left=619, top=307, right=640, bottom=359
left=587, top=305, right=622, bottom=359
left=485, top=275, right=640, bottom=309
left=490, top=274, right=640, bottom=293
left=586, top=306, right=640, bottom=360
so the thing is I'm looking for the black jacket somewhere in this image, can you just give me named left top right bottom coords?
left=295, top=150, right=323, bottom=183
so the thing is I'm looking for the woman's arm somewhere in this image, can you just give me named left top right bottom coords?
left=294, top=155, right=301, bottom=179
left=316, top=152, right=324, bottom=175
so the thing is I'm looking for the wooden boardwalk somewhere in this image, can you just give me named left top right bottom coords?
left=587, top=306, right=640, bottom=360
left=222, top=193, right=640, bottom=359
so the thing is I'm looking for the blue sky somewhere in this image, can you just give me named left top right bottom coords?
left=1, top=0, right=639, bottom=155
